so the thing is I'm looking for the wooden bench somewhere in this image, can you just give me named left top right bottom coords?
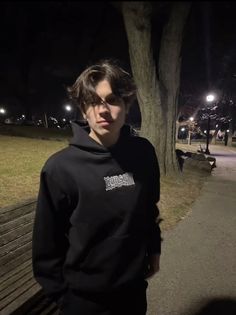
left=0, top=200, right=59, bottom=315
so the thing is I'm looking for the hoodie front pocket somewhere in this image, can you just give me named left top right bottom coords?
left=79, top=233, right=146, bottom=285
left=80, top=234, right=131, bottom=271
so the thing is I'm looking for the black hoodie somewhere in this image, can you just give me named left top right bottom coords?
left=32, top=122, right=161, bottom=303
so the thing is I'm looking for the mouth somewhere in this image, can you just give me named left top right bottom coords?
left=97, top=120, right=113, bottom=126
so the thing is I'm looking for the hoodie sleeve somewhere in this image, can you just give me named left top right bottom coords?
left=32, top=168, right=70, bottom=304
left=147, top=144, right=162, bottom=255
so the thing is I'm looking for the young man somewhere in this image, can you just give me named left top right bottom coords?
left=32, top=59, right=162, bottom=315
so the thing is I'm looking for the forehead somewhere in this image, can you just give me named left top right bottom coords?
left=95, top=80, right=112, bottom=98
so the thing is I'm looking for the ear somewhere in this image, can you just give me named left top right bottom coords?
left=82, top=112, right=87, bottom=120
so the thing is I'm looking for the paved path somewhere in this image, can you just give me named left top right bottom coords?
left=147, top=145, right=236, bottom=315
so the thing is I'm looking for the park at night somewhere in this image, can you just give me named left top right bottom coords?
left=0, top=2, right=236, bottom=315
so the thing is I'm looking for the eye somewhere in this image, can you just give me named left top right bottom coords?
left=90, top=95, right=103, bottom=106
left=105, top=93, right=123, bottom=105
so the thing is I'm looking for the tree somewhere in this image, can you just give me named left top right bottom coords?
left=122, top=2, right=191, bottom=175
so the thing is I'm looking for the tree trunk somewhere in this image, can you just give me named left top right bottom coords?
left=176, top=120, right=180, bottom=141
left=228, top=121, right=233, bottom=146
left=122, top=1, right=191, bottom=175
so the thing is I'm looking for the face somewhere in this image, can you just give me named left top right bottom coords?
left=83, top=79, right=127, bottom=146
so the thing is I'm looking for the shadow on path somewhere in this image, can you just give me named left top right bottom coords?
left=190, top=298, right=236, bottom=315
left=211, top=153, right=236, bottom=157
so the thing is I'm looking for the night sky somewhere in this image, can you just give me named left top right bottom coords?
left=0, top=1, right=236, bottom=123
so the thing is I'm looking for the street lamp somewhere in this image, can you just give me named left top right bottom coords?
left=65, top=105, right=72, bottom=112
left=0, top=108, right=6, bottom=114
left=205, top=94, right=215, bottom=154
left=0, top=107, right=6, bottom=124
left=64, top=104, right=73, bottom=122
left=180, top=127, right=186, bottom=142
left=206, top=94, right=215, bottom=102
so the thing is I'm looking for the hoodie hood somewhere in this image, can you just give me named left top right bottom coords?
left=69, top=121, right=132, bottom=153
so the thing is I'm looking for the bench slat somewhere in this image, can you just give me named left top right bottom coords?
left=0, top=243, right=32, bottom=272
left=0, top=222, right=33, bottom=247
left=8, top=290, right=59, bottom=315
left=38, top=302, right=59, bottom=315
left=0, top=200, right=59, bottom=315
left=0, top=279, right=41, bottom=314
left=0, top=201, right=36, bottom=224
left=0, top=269, right=33, bottom=302
left=0, top=259, right=32, bottom=290
left=0, top=211, right=34, bottom=235
left=0, top=233, right=32, bottom=259
left=25, top=296, right=59, bottom=315
left=0, top=260, right=32, bottom=291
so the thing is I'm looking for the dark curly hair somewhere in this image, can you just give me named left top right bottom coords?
left=67, top=59, right=137, bottom=112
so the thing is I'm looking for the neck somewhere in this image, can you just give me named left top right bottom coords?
left=89, top=130, right=120, bottom=148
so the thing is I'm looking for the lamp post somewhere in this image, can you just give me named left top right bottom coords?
left=188, top=117, right=194, bottom=145
left=44, top=112, right=48, bottom=128
left=205, top=94, right=215, bottom=155
left=64, top=104, right=73, bottom=122
left=181, top=127, right=186, bottom=142
left=0, top=107, right=6, bottom=124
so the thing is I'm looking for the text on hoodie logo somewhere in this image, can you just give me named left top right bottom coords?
left=104, top=172, right=135, bottom=191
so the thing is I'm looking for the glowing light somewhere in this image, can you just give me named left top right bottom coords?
left=206, top=94, right=215, bottom=102
left=65, top=105, right=72, bottom=111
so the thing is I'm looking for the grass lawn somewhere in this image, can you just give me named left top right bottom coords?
left=0, top=134, right=211, bottom=231
left=0, top=135, right=68, bottom=208
left=160, top=166, right=208, bottom=230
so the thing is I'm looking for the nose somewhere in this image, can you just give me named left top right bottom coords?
left=97, top=100, right=110, bottom=113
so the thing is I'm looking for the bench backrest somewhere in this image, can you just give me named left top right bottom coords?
left=0, top=200, right=41, bottom=315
